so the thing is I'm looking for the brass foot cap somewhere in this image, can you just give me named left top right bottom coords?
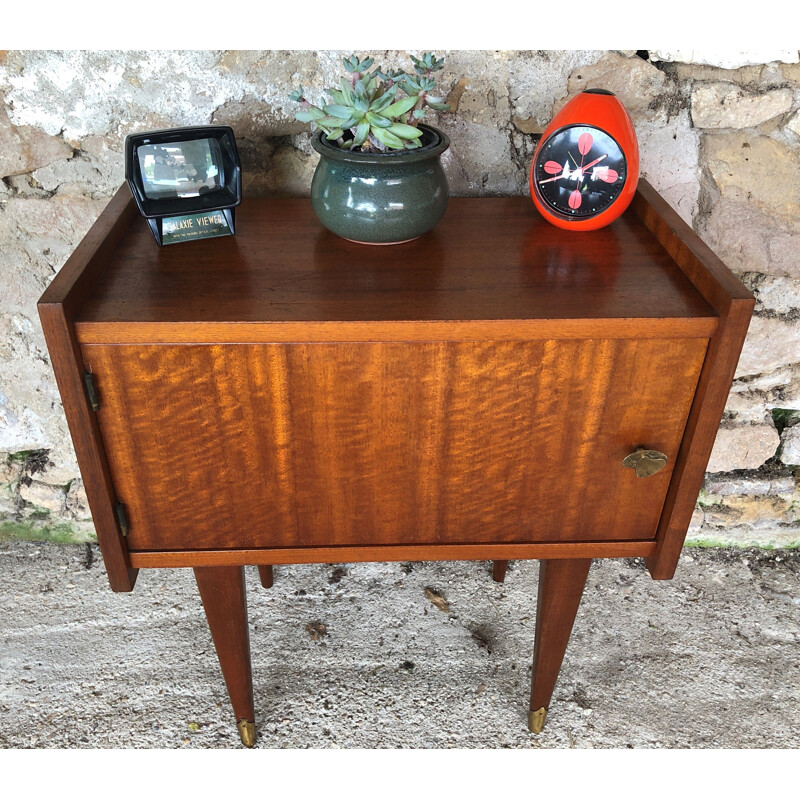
left=237, top=719, right=257, bottom=748
left=528, top=707, right=547, bottom=734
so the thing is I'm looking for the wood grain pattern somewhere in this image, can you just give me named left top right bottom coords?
left=631, top=183, right=755, bottom=578
left=83, top=338, right=706, bottom=552
left=128, top=539, right=657, bottom=568
left=74, top=318, right=716, bottom=344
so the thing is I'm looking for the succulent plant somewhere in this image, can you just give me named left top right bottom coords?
left=289, top=52, right=452, bottom=153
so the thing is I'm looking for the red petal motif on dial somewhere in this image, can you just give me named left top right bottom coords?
left=543, top=160, right=563, bottom=174
left=578, top=133, right=593, bottom=156
left=568, top=190, right=582, bottom=210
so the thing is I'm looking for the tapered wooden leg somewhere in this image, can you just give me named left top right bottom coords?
left=194, top=566, right=256, bottom=747
left=492, top=560, right=508, bottom=583
left=528, top=558, right=592, bottom=734
left=258, top=565, right=274, bottom=588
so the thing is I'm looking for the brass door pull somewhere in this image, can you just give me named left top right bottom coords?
left=623, top=449, right=668, bottom=478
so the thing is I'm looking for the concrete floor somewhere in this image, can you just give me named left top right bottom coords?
left=0, top=541, right=798, bottom=748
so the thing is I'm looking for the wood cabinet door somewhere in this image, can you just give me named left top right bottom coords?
left=83, top=338, right=707, bottom=551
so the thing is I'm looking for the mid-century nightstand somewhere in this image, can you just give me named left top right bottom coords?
left=38, top=181, right=753, bottom=746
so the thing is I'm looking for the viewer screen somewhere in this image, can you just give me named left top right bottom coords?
left=137, top=138, right=223, bottom=200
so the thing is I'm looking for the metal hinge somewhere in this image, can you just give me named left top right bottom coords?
left=115, top=501, right=130, bottom=537
left=84, top=371, right=100, bottom=411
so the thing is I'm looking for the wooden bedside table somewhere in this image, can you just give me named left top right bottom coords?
left=38, top=182, right=753, bottom=746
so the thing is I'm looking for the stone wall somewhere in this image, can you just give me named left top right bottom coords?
left=1, top=50, right=798, bottom=546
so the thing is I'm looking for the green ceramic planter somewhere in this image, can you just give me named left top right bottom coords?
left=310, top=123, right=450, bottom=244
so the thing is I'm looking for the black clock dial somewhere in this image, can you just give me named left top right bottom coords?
left=534, top=125, right=626, bottom=219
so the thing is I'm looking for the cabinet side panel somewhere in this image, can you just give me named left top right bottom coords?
left=38, top=306, right=137, bottom=591
left=632, top=182, right=755, bottom=578
left=83, top=340, right=705, bottom=551
left=646, top=300, right=754, bottom=578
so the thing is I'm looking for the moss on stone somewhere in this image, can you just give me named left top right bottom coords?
left=0, top=519, right=96, bottom=544
left=685, top=536, right=800, bottom=549
left=697, top=490, right=721, bottom=508
left=7, top=449, right=50, bottom=474
left=771, top=408, right=800, bottom=434
left=685, top=537, right=741, bottom=548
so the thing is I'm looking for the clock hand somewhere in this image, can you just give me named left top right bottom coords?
left=563, top=154, right=611, bottom=187
left=580, top=153, right=608, bottom=172
left=541, top=170, right=583, bottom=185
left=539, top=173, right=570, bottom=185
left=539, top=155, right=610, bottom=186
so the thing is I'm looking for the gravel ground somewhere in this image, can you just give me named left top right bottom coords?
left=0, top=541, right=798, bottom=749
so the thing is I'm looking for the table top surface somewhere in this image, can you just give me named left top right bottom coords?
left=74, top=197, right=715, bottom=327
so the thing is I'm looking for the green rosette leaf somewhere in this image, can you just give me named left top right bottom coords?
left=324, top=104, right=357, bottom=120
left=295, top=110, right=324, bottom=123
left=371, top=126, right=405, bottom=149
left=365, top=111, right=392, bottom=128
left=387, top=123, right=423, bottom=139
left=382, top=95, right=417, bottom=118
left=353, top=120, right=370, bottom=147
left=371, top=85, right=398, bottom=112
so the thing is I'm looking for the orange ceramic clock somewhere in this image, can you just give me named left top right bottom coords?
left=529, top=89, right=639, bottom=231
